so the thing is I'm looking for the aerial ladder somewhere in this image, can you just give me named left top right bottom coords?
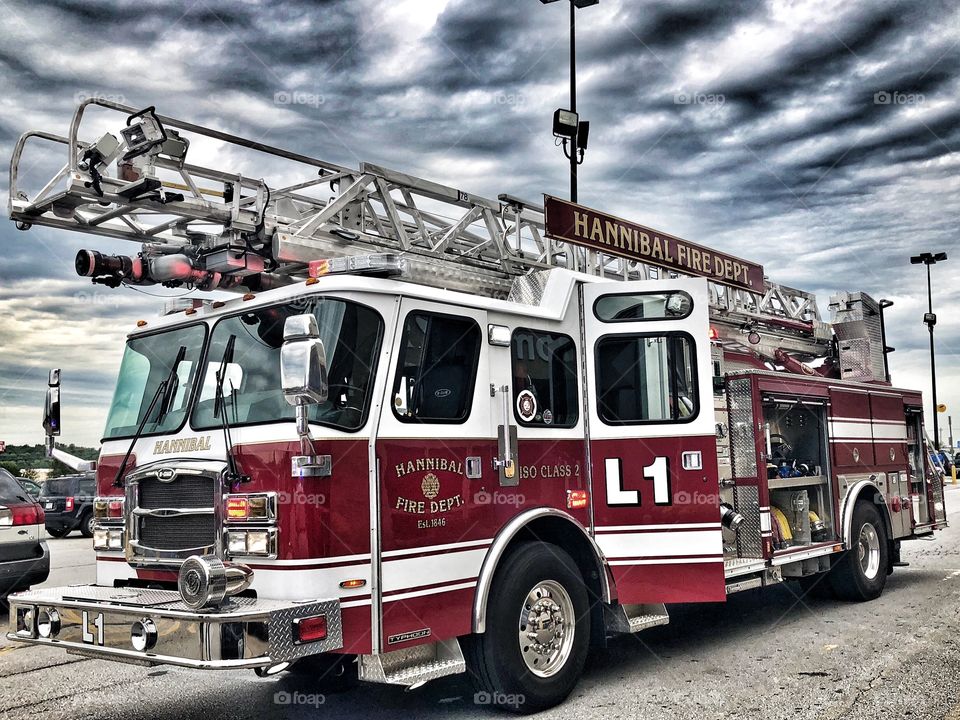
left=11, top=99, right=857, bottom=368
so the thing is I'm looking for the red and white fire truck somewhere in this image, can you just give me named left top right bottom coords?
left=6, top=100, right=947, bottom=712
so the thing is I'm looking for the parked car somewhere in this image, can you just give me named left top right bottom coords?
left=38, top=474, right=96, bottom=538
left=17, top=477, right=42, bottom=499
left=0, top=468, right=49, bottom=597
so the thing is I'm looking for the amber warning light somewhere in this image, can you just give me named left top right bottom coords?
left=566, top=490, right=589, bottom=510
left=226, top=497, right=248, bottom=519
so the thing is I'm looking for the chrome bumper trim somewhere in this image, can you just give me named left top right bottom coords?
left=7, top=585, right=342, bottom=669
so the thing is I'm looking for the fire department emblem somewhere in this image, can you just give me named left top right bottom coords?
left=517, top=389, right=537, bottom=422
left=421, top=473, right=440, bottom=499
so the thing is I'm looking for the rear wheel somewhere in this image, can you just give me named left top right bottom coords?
left=46, top=527, right=69, bottom=538
left=80, top=512, right=95, bottom=538
left=831, top=501, right=888, bottom=601
left=465, top=542, right=589, bottom=714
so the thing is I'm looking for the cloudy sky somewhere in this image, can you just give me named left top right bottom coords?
left=0, top=0, right=958, bottom=448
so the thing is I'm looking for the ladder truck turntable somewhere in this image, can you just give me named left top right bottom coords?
left=6, top=99, right=947, bottom=712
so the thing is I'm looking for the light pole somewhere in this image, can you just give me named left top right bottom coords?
left=541, top=0, right=598, bottom=203
left=910, top=251, right=948, bottom=449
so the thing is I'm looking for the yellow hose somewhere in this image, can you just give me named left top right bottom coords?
left=771, top=506, right=793, bottom=541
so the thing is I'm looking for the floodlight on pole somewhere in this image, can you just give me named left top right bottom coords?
left=910, top=251, right=948, bottom=449
left=540, top=0, right=599, bottom=203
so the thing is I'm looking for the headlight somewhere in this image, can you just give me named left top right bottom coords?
left=246, top=530, right=270, bottom=555
left=225, top=528, right=276, bottom=557
left=93, top=526, right=124, bottom=551
left=227, top=531, right=247, bottom=554
left=93, top=528, right=109, bottom=550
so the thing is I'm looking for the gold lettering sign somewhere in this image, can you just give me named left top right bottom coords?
left=544, top=195, right=764, bottom=290
left=153, top=436, right=213, bottom=455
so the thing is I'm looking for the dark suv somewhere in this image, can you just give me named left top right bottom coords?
left=0, top=468, right=49, bottom=597
left=39, top=475, right=97, bottom=538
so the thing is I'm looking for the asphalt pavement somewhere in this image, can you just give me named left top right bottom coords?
left=2, top=486, right=960, bottom=719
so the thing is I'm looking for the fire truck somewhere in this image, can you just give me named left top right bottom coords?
left=6, top=100, right=947, bottom=713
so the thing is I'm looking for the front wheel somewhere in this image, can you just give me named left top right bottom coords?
left=465, top=542, right=589, bottom=714
left=831, top=501, right=889, bottom=601
left=46, top=527, right=69, bottom=539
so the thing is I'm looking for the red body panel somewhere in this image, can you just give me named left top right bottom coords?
left=590, top=435, right=726, bottom=603
left=375, top=438, right=590, bottom=647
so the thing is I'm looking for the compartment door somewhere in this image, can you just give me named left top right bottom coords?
left=583, top=277, right=725, bottom=604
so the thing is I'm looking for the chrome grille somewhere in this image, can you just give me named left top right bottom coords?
left=139, top=513, right=217, bottom=551
left=127, top=462, right=225, bottom=564
left=139, top=476, right=215, bottom=509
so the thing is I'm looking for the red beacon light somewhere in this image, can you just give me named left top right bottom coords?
left=708, top=326, right=720, bottom=341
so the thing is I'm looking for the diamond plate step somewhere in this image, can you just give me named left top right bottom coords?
left=358, top=638, right=465, bottom=688
left=620, top=603, right=670, bottom=634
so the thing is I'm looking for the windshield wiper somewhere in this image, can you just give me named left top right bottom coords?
left=214, top=335, right=247, bottom=485
left=113, top=345, right=186, bottom=487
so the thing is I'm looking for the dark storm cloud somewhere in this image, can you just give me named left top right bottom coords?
left=0, top=0, right=958, bottom=444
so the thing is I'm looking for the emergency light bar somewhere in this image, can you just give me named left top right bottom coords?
left=307, top=253, right=404, bottom=279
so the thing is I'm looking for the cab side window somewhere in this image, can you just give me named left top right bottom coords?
left=79, top=478, right=96, bottom=496
left=392, top=311, right=481, bottom=423
left=511, top=329, right=579, bottom=427
left=596, top=332, right=698, bottom=424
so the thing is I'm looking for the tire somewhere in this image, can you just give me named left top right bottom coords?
left=465, top=542, right=590, bottom=714
left=830, top=501, right=889, bottom=601
left=80, top=512, right=95, bottom=539
left=46, top=527, right=69, bottom=539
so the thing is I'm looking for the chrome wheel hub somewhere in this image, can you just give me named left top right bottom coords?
left=858, top=522, right=881, bottom=580
left=518, top=580, right=575, bottom=678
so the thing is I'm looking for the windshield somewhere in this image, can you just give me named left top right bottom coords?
left=102, top=324, right=206, bottom=439
left=192, top=298, right=383, bottom=432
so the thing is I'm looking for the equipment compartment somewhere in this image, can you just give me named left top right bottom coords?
left=761, top=398, right=836, bottom=549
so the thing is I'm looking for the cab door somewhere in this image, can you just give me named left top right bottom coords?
left=375, top=298, right=496, bottom=652
left=583, top=277, right=726, bottom=603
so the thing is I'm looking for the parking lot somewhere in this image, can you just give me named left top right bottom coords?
left=3, top=488, right=960, bottom=720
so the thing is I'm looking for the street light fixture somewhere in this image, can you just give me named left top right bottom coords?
left=540, top=0, right=599, bottom=203
left=910, top=251, right=948, bottom=449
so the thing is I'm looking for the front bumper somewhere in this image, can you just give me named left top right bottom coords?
left=7, top=585, right=342, bottom=669
left=0, top=542, right=50, bottom=595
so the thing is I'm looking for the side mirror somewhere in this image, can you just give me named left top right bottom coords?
left=280, top=315, right=329, bottom=406
left=43, top=368, right=61, bottom=438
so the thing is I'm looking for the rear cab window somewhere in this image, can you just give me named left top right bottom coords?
left=596, top=332, right=699, bottom=424
left=392, top=311, right=482, bottom=423
left=511, top=328, right=579, bottom=427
